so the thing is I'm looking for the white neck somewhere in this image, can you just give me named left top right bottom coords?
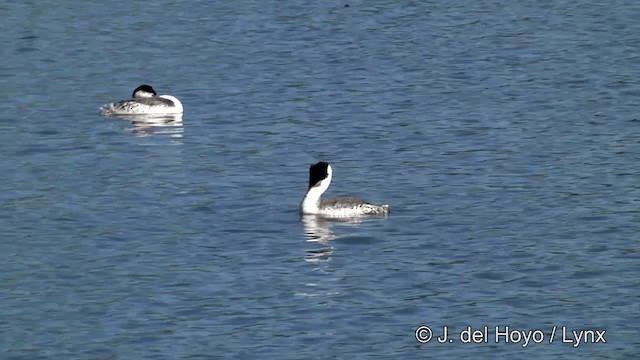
left=301, top=176, right=331, bottom=214
left=159, top=95, right=184, bottom=113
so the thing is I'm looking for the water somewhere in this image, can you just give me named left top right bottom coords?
left=1, top=0, right=639, bottom=358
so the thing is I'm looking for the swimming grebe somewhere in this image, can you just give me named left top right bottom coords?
left=100, top=84, right=183, bottom=116
left=301, top=161, right=390, bottom=217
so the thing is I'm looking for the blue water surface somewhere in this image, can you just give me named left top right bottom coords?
left=1, top=0, right=639, bottom=359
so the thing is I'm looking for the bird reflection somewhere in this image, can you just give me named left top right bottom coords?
left=302, top=215, right=336, bottom=263
left=302, top=215, right=366, bottom=262
left=298, top=215, right=369, bottom=299
left=107, top=113, right=184, bottom=139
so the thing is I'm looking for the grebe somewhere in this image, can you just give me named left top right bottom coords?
left=301, top=161, right=390, bottom=217
left=100, top=84, right=183, bottom=116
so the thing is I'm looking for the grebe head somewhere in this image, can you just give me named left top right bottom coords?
left=132, top=84, right=157, bottom=98
left=309, top=161, right=332, bottom=192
